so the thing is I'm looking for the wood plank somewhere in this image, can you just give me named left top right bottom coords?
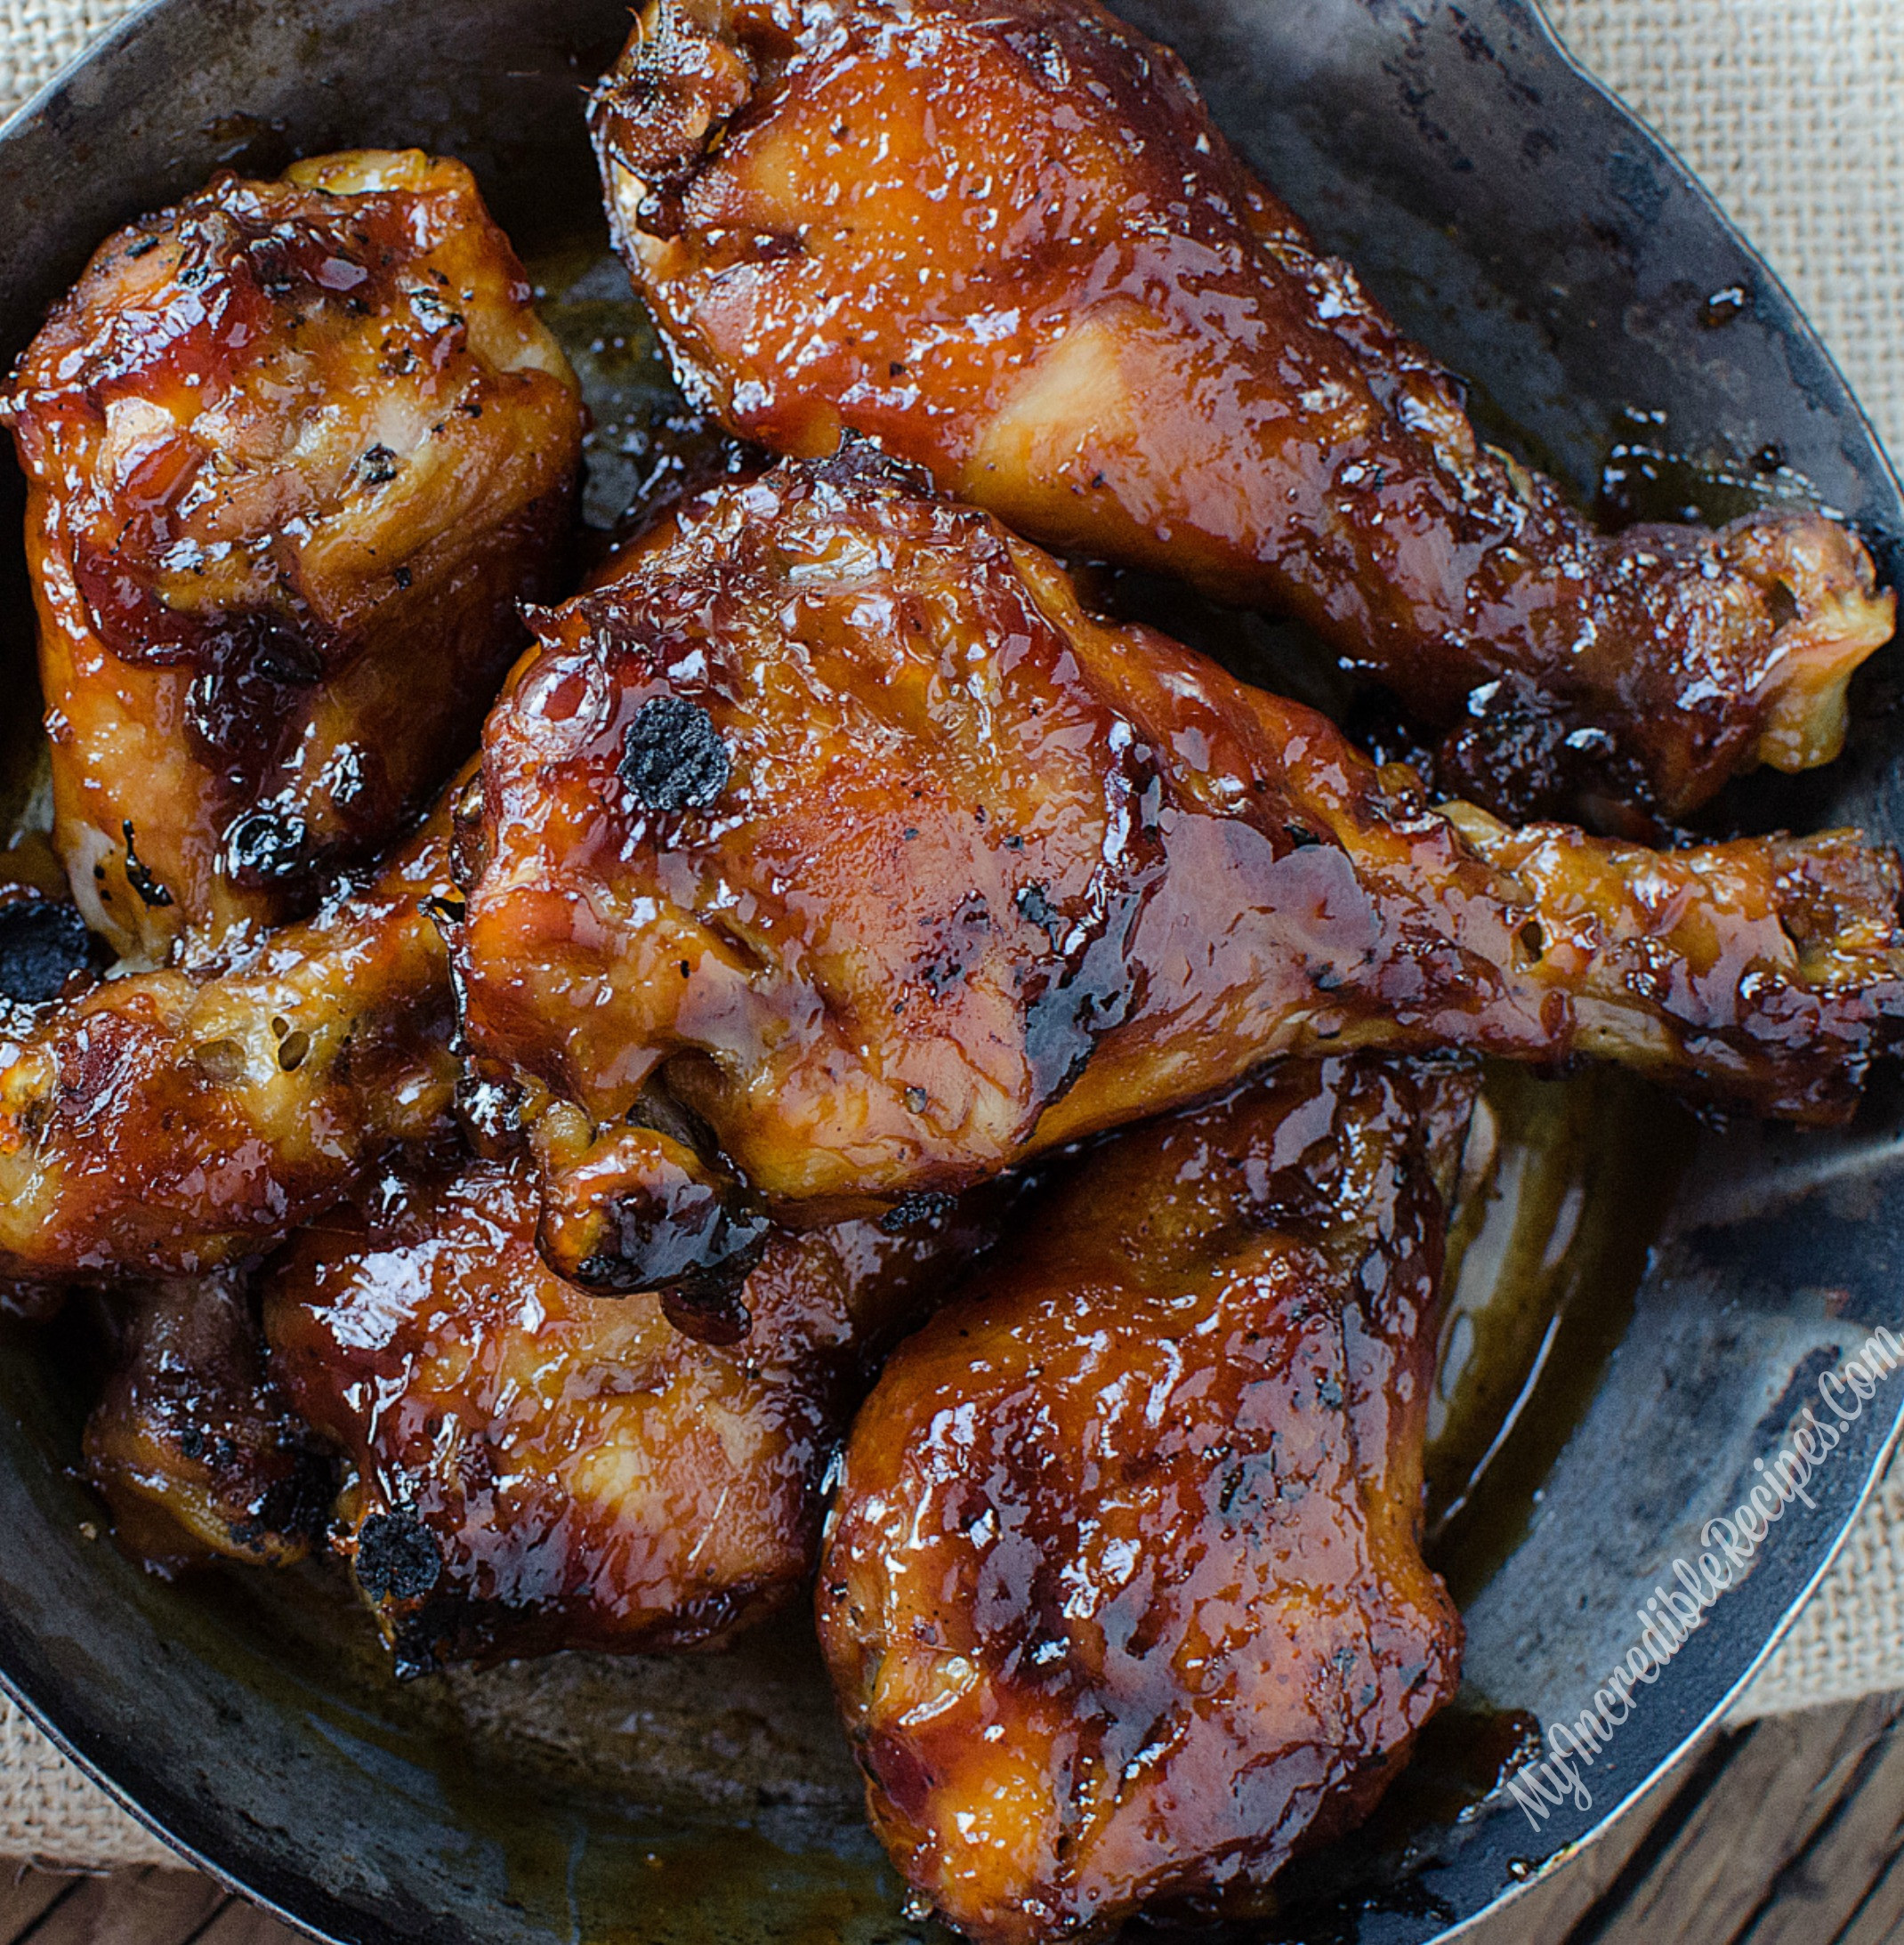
left=0, top=1868, right=77, bottom=1944
left=1737, top=1705, right=1904, bottom=1945
left=1575, top=1693, right=1904, bottom=1945
left=1833, top=1835, right=1904, bottom=1945
left=13, top=1868, right=226, bottom=1945
left=182, top=1894, right=304, bottom=1945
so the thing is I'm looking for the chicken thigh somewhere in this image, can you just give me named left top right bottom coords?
left=0, top=796, right=459, bottom=1286
left=818, top=1055, right=1470, bottom=1943
left=85, top=1273, right=331, bottom=1575
left=265, top=1150, right=1006, bottom=1673
left=4, top=149, right=583, bottom=961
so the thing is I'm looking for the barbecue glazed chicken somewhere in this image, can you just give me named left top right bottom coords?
left=819, top=1055, right=1471, bottom=1944
left=454, top=456, right=1904, bottom=1294
left=264, top=1151, right=1007, bottom=1674
left=0, top=800, right=459, bottom=1287
left=589, top=0, right=1893, bottom=827
left=3, top=149, right=583, bottom=963
left=10, top=11, right=1904, bottom=1924
left=85, top=1273, right=330, bottom=1575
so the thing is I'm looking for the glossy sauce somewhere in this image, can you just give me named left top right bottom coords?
left=1424, top=1065, right=1696, bottom=1604
left=818, top=1058, right=1471, bottom=1944
left=528, top=239, right=730, bottom=536
left=0, top=805, right=460, bottom=1284
left=0, top=69, right=1881, bottom=1941
left=84, top=1272, right=330, bottom=1574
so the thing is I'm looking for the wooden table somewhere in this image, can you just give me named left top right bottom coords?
left=8, top=1691, right=1904, bottom=1943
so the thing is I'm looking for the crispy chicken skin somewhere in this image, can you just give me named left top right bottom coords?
left=0, top=802, right=459, bottom=1287
left=589, top=0, right=1892, bottom=826
left=2, top=149, right=583, bottom=963
left=818, top=1057, right=1471, bottom=1944
left=455, top=457, right=1904, bottom=1287
left=264, top=1150, right=1004, bottom=1674
left=85, top=1273, right=331, bottom=1575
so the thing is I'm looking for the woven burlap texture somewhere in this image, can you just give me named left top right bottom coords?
left=2, top=0, right=1903, bottom=1873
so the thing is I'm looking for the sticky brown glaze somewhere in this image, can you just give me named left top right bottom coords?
left=84, top=1274, right=332, bottom=1575
left=264, top=1150, right=1005, bottom=1674
left=0, top=799, right=459, bottom=1286
left=588, top=0, right=1892, bottom=827
left=3, top=149, right=583, bottom=963
left=817, top=1057, right=1471, bottom=1944
left=455, top=458, right=1904, bottom=1284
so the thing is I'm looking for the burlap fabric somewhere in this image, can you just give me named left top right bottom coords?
left=1, top=0, right=1901, bottom=1873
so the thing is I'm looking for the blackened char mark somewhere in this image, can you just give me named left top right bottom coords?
left=354, top=1506, right=442, bottom=1601
left=120, top=821, right=174, bottom=908
left=619, top=696, right=731, bottom=811
left=879, top=1190, right=959, bottom=1234
left=387, top=1591, right=480, bottom=1681
left=566, top=1187, right=770, bottom=1302
left=222, top=806, right=311, bottom=889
